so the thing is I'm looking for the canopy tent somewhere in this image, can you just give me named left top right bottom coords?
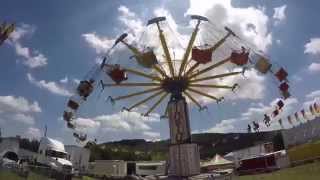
left=201, top=154, right=234, bottom=172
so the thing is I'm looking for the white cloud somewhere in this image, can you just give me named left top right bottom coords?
left=59, top=76, right=69, bottom=84
left=304, top=38, right=320, bottom=55
left=8, top=24, right=48, bottom=68
left=273, top=5, right=287, bottom=25
left=306, top=90, right=320, bottom=99
left=82, top=33, right=115, bottom=54
left=186, top=0, right=272, bottom=51
left=0, top=95, right=41, bottom=125
left=27, top=73, right=72, bottom=96
left=207, top=118, right=238, bottom=133
left=23, top=127, right=42, bottom=140
left=308, top=63, right=320, bottom=73
left=0, top=95, right=41, bottom=114
left=70, top=110, right=161, bottom=140
left=276, top=39, right=281, bottom=45
left=143, top=131, right=161, bottom=141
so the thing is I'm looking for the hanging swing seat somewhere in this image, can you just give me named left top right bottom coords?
left=191, top=46, right=213, bottom=64
left=255, top=56, right=272, bottom=73
left=77, top=80, right=94, bottom=99
left=108, top=65, right=128, bottom=84
left=275, top=68, right=288, bottom=82
left=230, top=47, right=249, bottom=66
left=135, top=50, right=158, bottom=68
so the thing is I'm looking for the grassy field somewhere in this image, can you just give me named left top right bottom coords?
left=239, top=161, right=320, bottom=180
left=0, top=169, right=97, bottom=180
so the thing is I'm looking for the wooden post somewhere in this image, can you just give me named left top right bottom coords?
left=167, top=96, right=200, bottom=177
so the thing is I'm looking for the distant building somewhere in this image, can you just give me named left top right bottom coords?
left=225, top=142, right=274, bottom=168
left=65, top=145, right=90, bottom=173
left=135, top=161, right=166, bottom=176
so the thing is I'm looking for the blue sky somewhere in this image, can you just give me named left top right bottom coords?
left=1, top=0, right=320, bottom=144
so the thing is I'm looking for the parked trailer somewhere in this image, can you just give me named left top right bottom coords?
left=237, top=154, right=277, bottom=175
left=89, top=160, right=127, bottom=177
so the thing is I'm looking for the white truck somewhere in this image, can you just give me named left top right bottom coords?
left=36, top=137, right=73, bottom=179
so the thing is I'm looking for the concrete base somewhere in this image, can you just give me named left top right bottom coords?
left=168, top=143, right=200, bottom=177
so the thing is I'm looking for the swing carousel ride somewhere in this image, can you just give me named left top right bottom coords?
left=63, top=15, right=292, bottom=160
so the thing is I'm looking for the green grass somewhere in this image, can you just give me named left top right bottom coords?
left=0, top=169, right=97, bottom=180
left=239, top=161, right=320, bottom=180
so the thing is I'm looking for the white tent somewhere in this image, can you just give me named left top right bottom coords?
left=201, top=154, right=234, bottom=171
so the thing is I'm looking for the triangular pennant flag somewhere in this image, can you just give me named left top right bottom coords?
left=314, top=103, right=320, bottom=114
left=309, top=105, right=315, bottom=116
left=287, top=115, right=293, bottom=125
left=272, top=109, right=279, bottom=117
left=278, top=119, right=284, bottom=128
left=294, top=112, right=300, bottom=122
left=275, top=68, right=288, bottom=82
left=277, top=100, right=284, bottom=110
left=301, top=109, right=307, bottom=120
left=254, top=56, right=272, bottom=74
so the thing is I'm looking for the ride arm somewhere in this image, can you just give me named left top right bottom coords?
left=189, top=57, right=231, bottom=79
left=111, top=87, right=162, bottom=101
left=190, top=71, right=242, bottom=83
left=187, top=87, right=219, bottom=101
left=155, top=23, right=175, bottom=77
left=144, top=92, right=169, bottom=116
left=127, top=90, right=164, bottom=111
left=179, top=20, right=201, bottom=76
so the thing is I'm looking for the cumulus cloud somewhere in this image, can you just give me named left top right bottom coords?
left=186, top=0, right=272, bottom=52
left=23, top=127, right=42, bottom=139
left=27, top=73, right=72, bottom=96
left=82, top=33, right=115, bottom=54
left=304, top=38, right=320, bottom=72
left=304, top=38, right=320, bottom=55
left=8, top=24, right=48, bottom=68
left=70, top=110, right=161, bottom=140
left=59, top=76, right=69, bottom=84
left=308, top=63, right=320, bottom=73
left=273, top=5, right=287, bottom=25
left=306, top=90, right=320, bottom=100
left=0, top=95, right=41, bottom=125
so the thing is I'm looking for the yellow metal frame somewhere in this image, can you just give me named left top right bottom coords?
left=189, top=57, right=231, bottom=79
left=178, top=20, right=201, bottom=76
left=189, top=84, right=234, bottom=89
left=183, top=91, right=203, bottom=110
left=187, top=87, right=219, bottom=101
left=103, top=82, right=161, bottom=87
left=155, top=23, right=175, bottom=77
left=124, top=68, right=162, bottom=81
left=144, top=92, right=169, bottom=116
left=190, top=71, right=242, bottom=83
left=112, top=87, right=163, bottom=101
left=127, top=90, right=164, bottom=111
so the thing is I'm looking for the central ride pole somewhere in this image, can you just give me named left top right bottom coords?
left=167, top=93, right=200, bottom=177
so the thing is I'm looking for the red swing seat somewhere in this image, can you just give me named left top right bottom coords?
left=191, top=47, right=213, bottom=64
